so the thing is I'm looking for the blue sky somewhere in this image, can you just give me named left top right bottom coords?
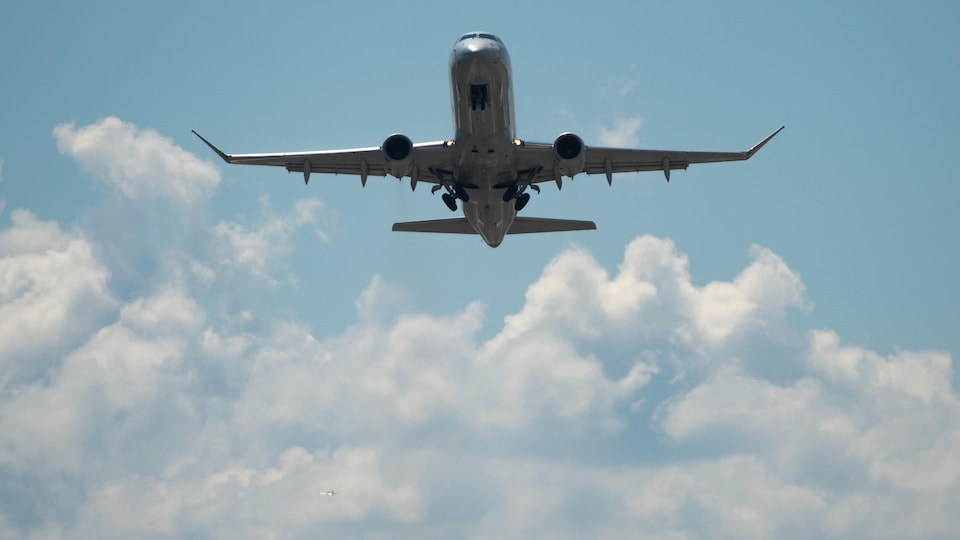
left=1, top=1, right=958, bottom=538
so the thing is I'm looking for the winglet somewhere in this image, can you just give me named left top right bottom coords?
left=191, top=130, right=232, bottom=162
left=745, top=126, right=784, bottom=158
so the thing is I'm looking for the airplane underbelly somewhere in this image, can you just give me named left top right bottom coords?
left=456, top=154, right=514, bottom=186
left=463, top=200, right=516, bottom=248
left=451, top=58, right=512, bottom=138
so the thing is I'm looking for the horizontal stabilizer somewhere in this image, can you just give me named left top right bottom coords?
left=507, top=217, right=596, bottom=234
left=392, top=218, right=476, bottom=234
left=392, top=217, right=596, bottom=235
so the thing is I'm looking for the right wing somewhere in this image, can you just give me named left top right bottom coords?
left=517, top=126, right=784, bottom=184
left=191, top=131, right=452, bottom=186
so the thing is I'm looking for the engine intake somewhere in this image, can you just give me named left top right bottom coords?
left=553, top=132, right=586, bottom=177
left=382, top=133, right=414, bottom=178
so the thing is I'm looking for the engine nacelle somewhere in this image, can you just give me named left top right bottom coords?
left=553, top=132, right=586, bottom=177
left=381, top=133, right=414, bottom=178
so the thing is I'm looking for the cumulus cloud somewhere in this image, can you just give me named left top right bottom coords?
left=54, top=117, right=219, bottom=207
left=1, top=118, right=957, bottom=539
left=213, top=196, right=326, bottom=283
left=496, top=237, right=807, bottom=359
left=61, top=446, right=422, bottom=539
left=6, top=232, right=956, bottom=538
left=0, top=210, right=116, bottom=381
left=50, top=118, right=330, bottom=298
left=51, top=118, right=226, bottom=297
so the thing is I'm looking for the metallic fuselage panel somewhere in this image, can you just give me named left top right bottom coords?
left=448, top=34, right=519, bottom=247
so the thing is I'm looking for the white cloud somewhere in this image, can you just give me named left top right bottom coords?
left=0, top=210, right=116, bottom=380
left=463, top=455, right=831, bottom=539
left=2, top=118, right=957, bottom=539
left=4, top=233, right=958, bottom=538
left=596, top=115, right=644, bottom=147
left=692, top=244, right=810, bottom=348
left=0, top=208, right=72, bottom=255
left=0, top=285, right=206, bottom=477
left=494, top=236, right=807, bottom=358
left=599, top=65, right=640, bottom=100
left=50, top=118, right=226, bottom=296
left=54, top=117, right=219, bottom=206
left=809, top=329, right=952, bottom=401
left=49, top=118, right=330, bottom=296
left=654, top=329, right=960, bottom=538
left=65, top=446, right=422, bottom=539
left=213, top=195, right=326, bottom=283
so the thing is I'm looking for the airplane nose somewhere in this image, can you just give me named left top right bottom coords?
left=454, top=43, right=502, bottom=64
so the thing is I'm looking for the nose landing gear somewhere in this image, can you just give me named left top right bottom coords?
left=469, top=84, right=489, bottom=111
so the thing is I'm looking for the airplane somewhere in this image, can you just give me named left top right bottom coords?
left=193, top=32, right=782, bottom=248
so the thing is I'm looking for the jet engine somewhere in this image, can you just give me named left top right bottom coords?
left=381, top=133, right=414, bottom=178
left=553, top=132, right=586, bottom=177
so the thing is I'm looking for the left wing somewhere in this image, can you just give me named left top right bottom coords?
left=191, top=131, right=452, bottom=186
left=518, top=126, right=784, bottom=184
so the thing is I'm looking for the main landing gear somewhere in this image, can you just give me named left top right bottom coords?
left=442, top=193, right=458, bottom=211
left=434, top=183, right=472, bottom=212
left=500, top=182, right=539, bottom=211
left=515, top=192, right=530, bottom=211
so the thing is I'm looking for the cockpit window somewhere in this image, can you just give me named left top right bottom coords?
left=457, top=33, right=501, bottom=44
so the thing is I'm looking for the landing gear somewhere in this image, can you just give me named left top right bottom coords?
left=470, top=84, right=489, bottom=111
left=442, top=193, right=458, bottom=212
left=502, top=184, right=519, bottom=202
left=501, top=180, right=539, bottom=211
left=433, top=174, right=473, bottom=211
left=454, top=184, right=470, bottom=202
left=515, top=192, right=530, bottom=211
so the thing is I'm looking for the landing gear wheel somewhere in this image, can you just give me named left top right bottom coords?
left=502, top=184, right=519, bottom=202
left=454, top=185, right=470, bottom=202
left=442, top=193, right=458, bottom=212
left=515, top=192, right=530, bottom=212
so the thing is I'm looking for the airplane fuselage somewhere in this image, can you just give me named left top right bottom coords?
left=449, top=32, right=519, bottom=247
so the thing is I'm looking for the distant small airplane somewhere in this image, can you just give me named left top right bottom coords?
left=194, top=32, right=782, bottom=248
left=322, top=490, right=336, bottom=497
